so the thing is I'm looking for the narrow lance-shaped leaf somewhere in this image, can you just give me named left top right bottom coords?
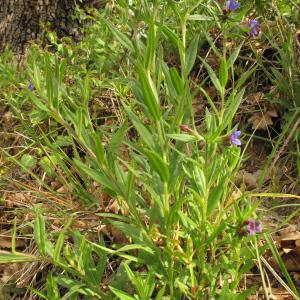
left=90, top=131, right=106, bottom=167
left=46, top=274, right=60, bottom=300
left=161, top=63, right=177, bottom=102
left=137, top=61, right=160, bottom=120
left=185, top=35, right=199, bottom=76
left=144, top=149, right=169, bottom=182
left=107, top=122, right=128, bottom=168
left=227, top=42, right=244, bottom=69
left=73, top=159, right=123, bottom=196
left=103, top=19, right=134, bottom=52
left=123, top=105, right=156, bottom=150
left=188, top=14, right=213, bottom=21
left=207, top=176, right=227, bottom=216
left=219, top=57, right=228, bottom=88
left=169, top=67, right=183, bottom=96
left=145, top=20, right=156, bottom=71
left=166, top=133, right=200, bottom=143
left=0, top=251, right=36, bottom=263
left=34, top=212, right=47, bottom=255
left=123, top=263, right=145, bottom=297
left=44, top=54, right=54, bottom=108
left=200, top=57, right=222, bottom=94
left=236, top=67, right=256, bottom=90
left=161, top=25, right=184, bottom=51
left=222, top=88, right=245, bottom=130
left=109, top=286, right=136, bottom=300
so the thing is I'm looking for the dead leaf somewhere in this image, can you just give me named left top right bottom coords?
left=50, top=180, right=62, bottom=190
left=0, top=262, right=24, bottom=284
left=105, top=199, right=120, bottom=214
left=57, top=184, right=73, bottom=193
left=2, top=111, right=14, bottom=129
left=269, top=288, right=294, bottom=300
left=291, top=272, right=300, bottom=286
left=246, top=92, right=264, bottom=104
left=236, top=170, right=258, bottom=189
left=278, top=225, right=298, bottom=236
left=279, top=232, right=300, bottom=241
left=0, top=236, right=27, bottom=249
left=248, top=108, right=278, bottom=130
left=291, top=245, right=300, bottom=255
left=104, top=224, right=128, bottom=244
left=266, top=225, right=300, bottom=273
left=281, top=252, right=300, bottom=272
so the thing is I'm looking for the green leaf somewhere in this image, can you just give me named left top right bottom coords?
left=193, top=166, right=207, bottom=198
left=204, top=33, right=221, bottom=59
left=93, top=240, right=107, bottom=284
left=53, top=232, right=65, bottom=263
left=236, top=67, right=256, bottom=90
left=207, top=220, right=227, bottom=244
left=199, top=86, right=219, bottom=117
left=185, top=35, right=199, bottom=76
left=271, top=67, right=292, bottom=96
left=44, top=54, right=54, bottom=108
left=0, top=251, right=36, bottom=263
left=91, top=131, right=106, bottom=167
left=161, top=63, right=177, bottom=101
left=29, top=109, right=49, bottom=125
left=264, top=235, right=300, bottom=298
left=110, top=221, right=152, bottom=247
left=143, top=149, right=169, bottom=182
left=169, top=67, right=183, bottom=96
left=108, top=122, right=128, bottom=168
left=20, top=154, right=37, bottom=169
left=73, top=159, right=123, bottom=196
left=200, top=58, right=222, bottom=94
left=115, top=244, right=154, bottom=255
left=227, top=42, right=243, bottom=69
left=123, top=263, right=144, bottom=297
left=53, top=219, right=71, bottom=263
left=161, top=25, right=183, bottom=51
left=219, top=57, right=228, bottom=88
left=155, top=286, right=166, bottom=300
left=222, top=88, right=245, bottom=129
left=46, top=274, right=60, bottom=300
left=103, top=19, right=134, bottom=52
left=188, top=14, right=213, bottom=21
left=39, top=155, right=58, bottom=177
left=207, top=177, right=227, bottom=216
left=166, top=133, right=200, bottom=142
left=109, top=286, right=135, bottom=300
left=34, top=212, right=47, bottom=255
left=145, top=20, right=156, bottom=70
left=123, top=105, right=155, bottom=149
left=136, top=61, right=160, bottom=120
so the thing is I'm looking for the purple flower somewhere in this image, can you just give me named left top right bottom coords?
left=226, top=0, right=240, bottom=11
left=247, top=219, right=262, bottom=235
left=230, top=129, right=241, bottom=146
left=249, top=19, right=260, bottom=37
left=28, top=83, right=34, bottom=90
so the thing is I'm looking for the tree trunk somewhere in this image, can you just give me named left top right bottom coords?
left=0, top=0, right=82, bottom=53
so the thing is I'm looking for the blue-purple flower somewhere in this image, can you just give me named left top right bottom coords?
left=249, top=19, right=260, bottom=37
left=247, top=219, right=262, bottom=235
left=226, top=0, right=240, bottom=11
left=28, top=82, right=34, bottom=90
left=230, top=129, right=241, bottom=146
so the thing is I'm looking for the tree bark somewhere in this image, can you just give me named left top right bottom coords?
left=0, top=0, right=82, bottom=53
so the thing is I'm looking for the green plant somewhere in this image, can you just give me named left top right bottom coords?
left=1, top=1, right=300, bottom=299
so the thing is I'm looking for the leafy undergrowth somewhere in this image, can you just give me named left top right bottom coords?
left=0, top=1, right=300, bottom=299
